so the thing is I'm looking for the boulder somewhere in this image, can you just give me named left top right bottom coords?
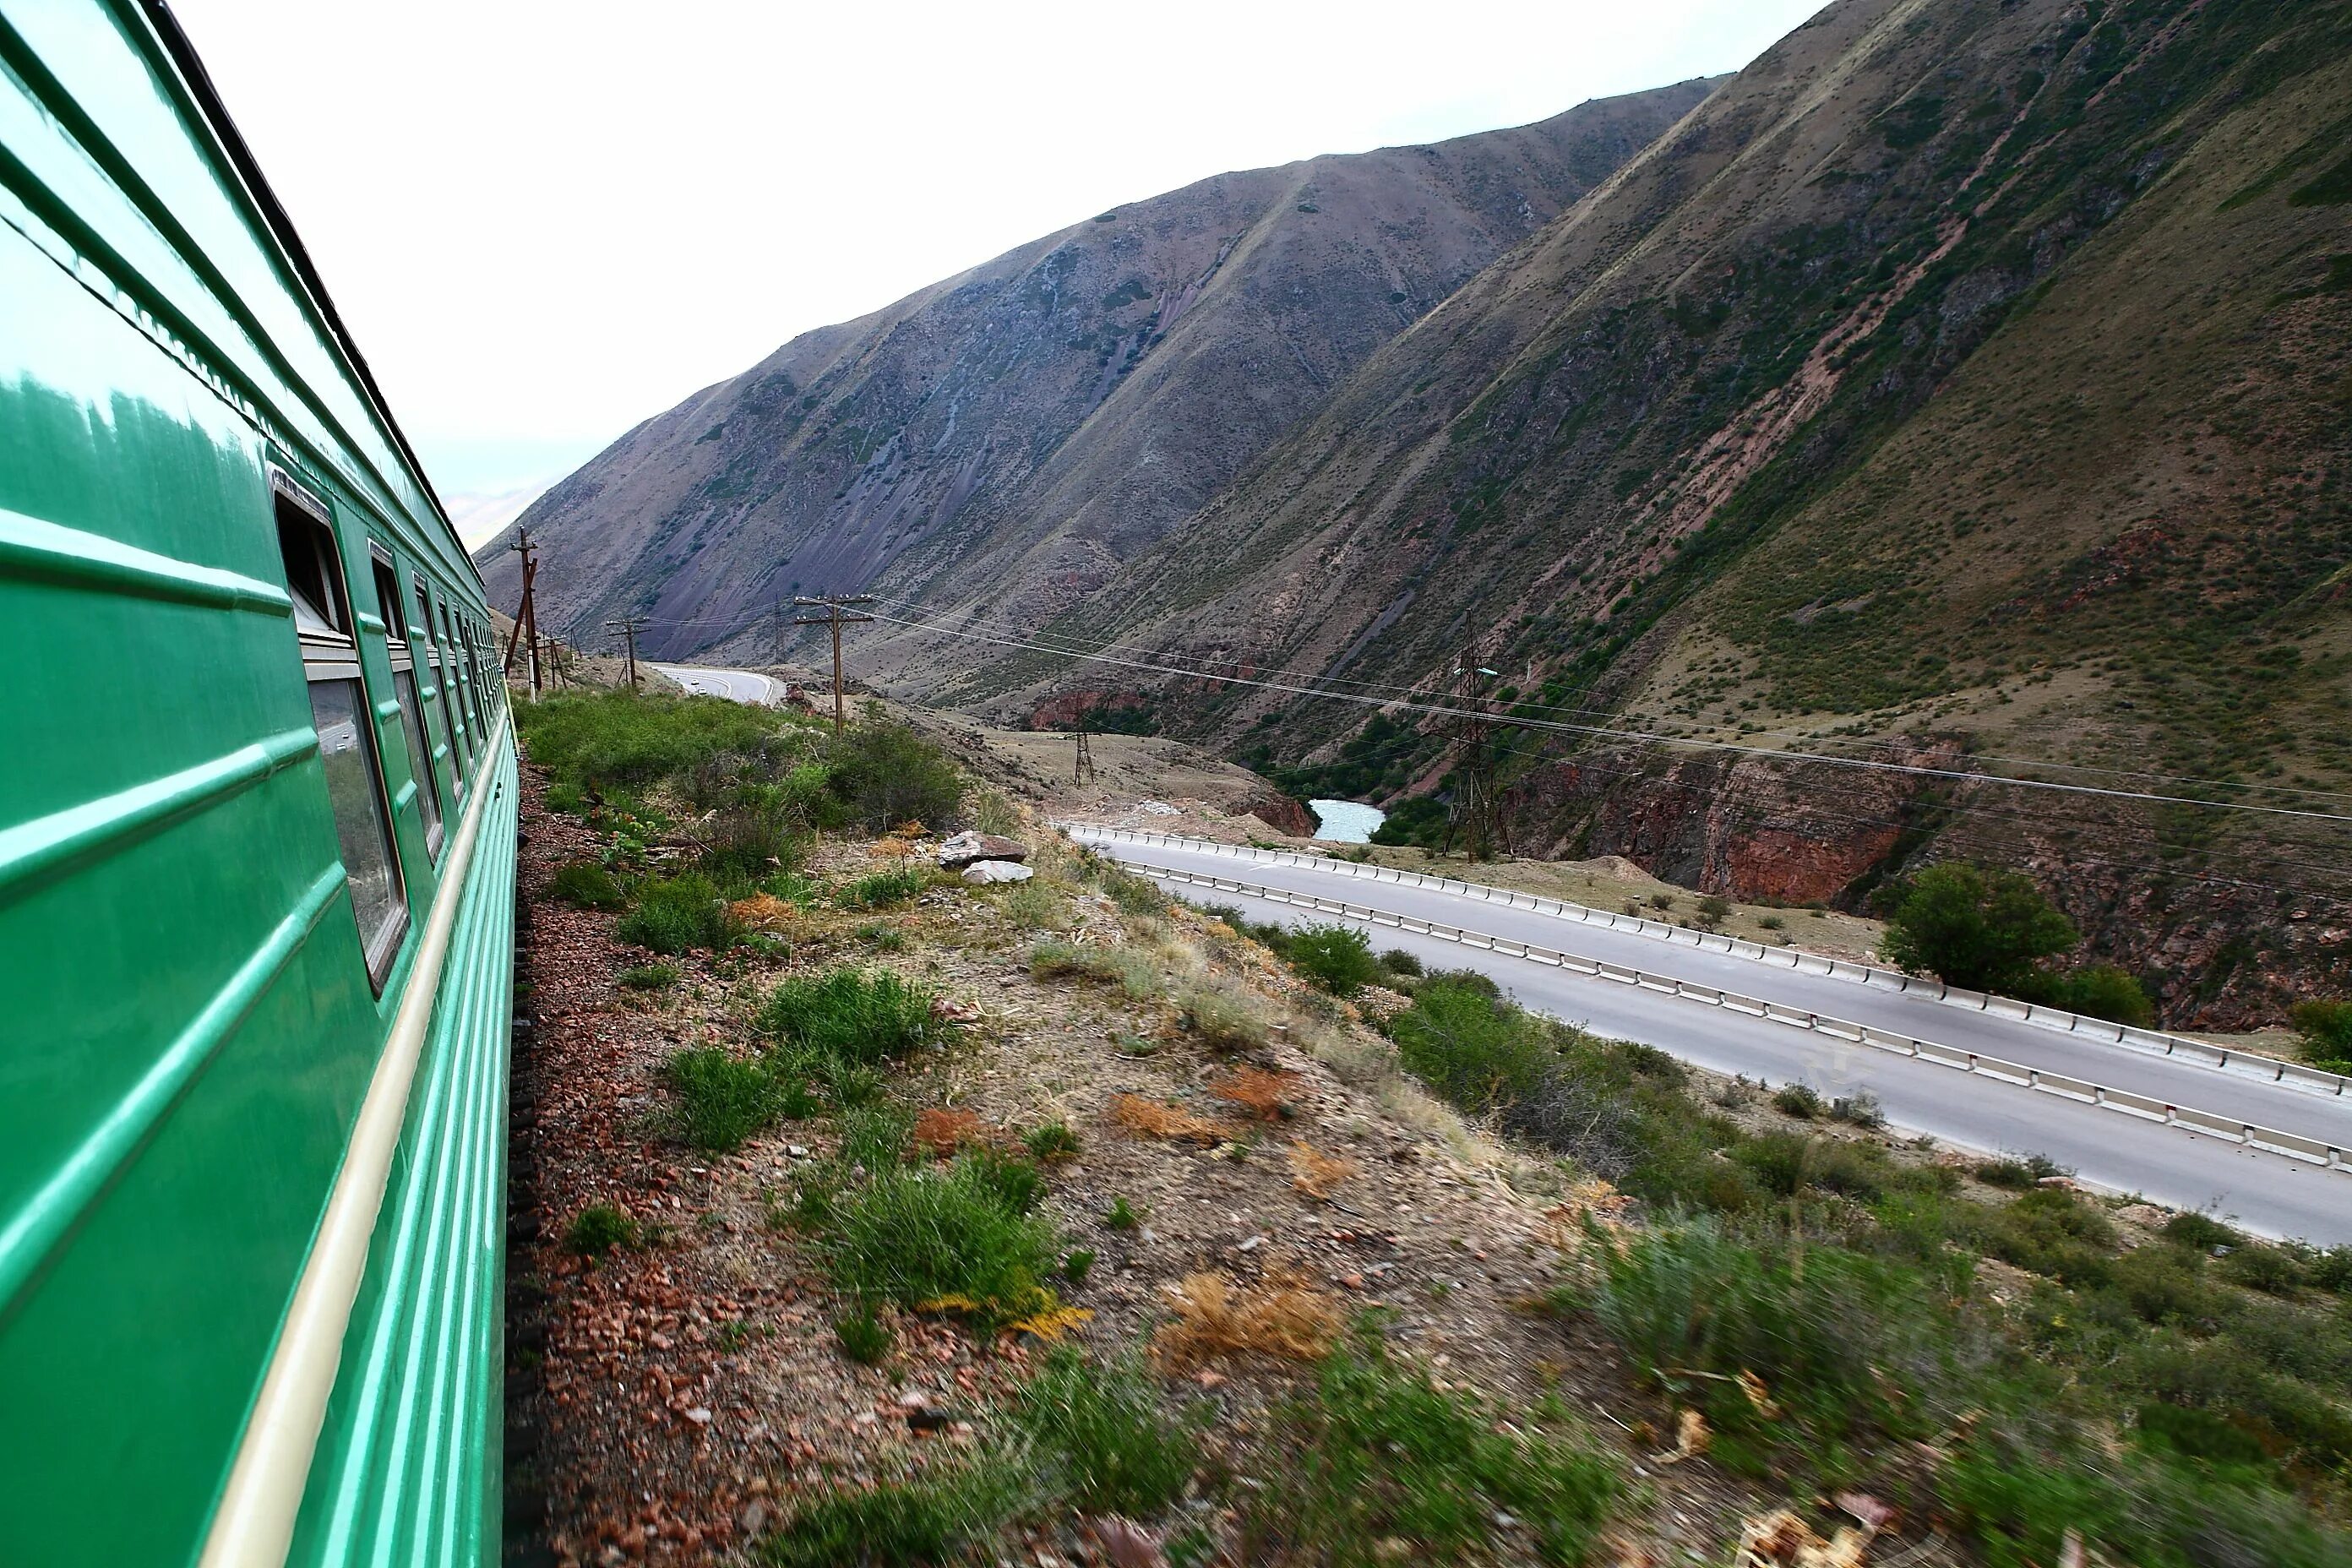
left=961, top=860, right=1033, bottom=885
left=938, top=830, right=1029, bottom=869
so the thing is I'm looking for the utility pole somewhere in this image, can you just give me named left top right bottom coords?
left=792, top=593, right=875, bottom=732
left=1440, top=643, right=1502, bottom=862
left=1074, top=725, right=1097, bottom=786
left=504, top=528, right=542, bottom=699
left=607, top=615, right=646, bottom=691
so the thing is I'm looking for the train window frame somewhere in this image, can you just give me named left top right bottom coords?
left=447, top=600, right=486, bottom=739
left=435, top=594, right=477, bottom=758
left=370, top=550, right=445, bottom=861
left=272, top=468, right=408, bottom=991
left=413, top=576, right=465, bottom=794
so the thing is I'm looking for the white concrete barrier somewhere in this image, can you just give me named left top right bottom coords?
left=1120, top=855, right=2350, bottom=1177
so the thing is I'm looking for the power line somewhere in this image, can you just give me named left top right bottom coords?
left=855, top=591, right=2352, bottom=809
left=854, top=604, right=2352, bottom=827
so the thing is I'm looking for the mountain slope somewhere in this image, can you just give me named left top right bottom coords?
left=476, top=80, right=1716, bottom=655
left=949, top=0, right=2352, bottom=1022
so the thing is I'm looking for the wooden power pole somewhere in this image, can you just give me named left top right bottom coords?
left=504, top=527, right=542, bottom=698
left=607, top=614, right=646, bottom=691
left=792, top=594, right=875, bottom=732
left=1074, top=725, right=1097, bottom=786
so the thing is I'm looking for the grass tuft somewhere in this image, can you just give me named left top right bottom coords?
left=1005, top=1345, right=1204, bottom=1516
left=549, top=859, right=626, bottom=910
left=822, top=1155, right=1060, bottom=1329
left=761, top=1460, right=1028, bottom=1568
left=564, top=1203, right=639, bottom=1258
left=665, top=1047, right=798, bottom=1152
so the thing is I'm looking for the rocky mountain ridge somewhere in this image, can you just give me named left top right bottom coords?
left=477, top=80, right=1717, bottom=656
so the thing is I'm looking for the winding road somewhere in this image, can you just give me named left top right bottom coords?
left=649, top=663, right=779, bottom=705
left=1076, top=829, right=2352, bottom=1244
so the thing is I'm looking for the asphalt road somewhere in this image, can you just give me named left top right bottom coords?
left=1086, top=838, right=2352, bottom=1244
left=648, top=664, right=778, bottom=705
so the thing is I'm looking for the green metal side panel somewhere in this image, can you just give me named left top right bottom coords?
left=289, top=741, right=517, bottom=1568
left=0, top=3, right=514, bottom=1562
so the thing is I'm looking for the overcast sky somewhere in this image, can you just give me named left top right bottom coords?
left=171, top=0, right=1826, bottom=503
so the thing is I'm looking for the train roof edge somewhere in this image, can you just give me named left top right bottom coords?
left=133, top=0, right=473, bottom=581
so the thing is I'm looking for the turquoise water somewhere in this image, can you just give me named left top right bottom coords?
left=1309, top=799, right=1386, bottom=844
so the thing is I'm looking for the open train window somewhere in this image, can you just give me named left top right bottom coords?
left=274, top=471, right=407, bottom=989
left=371, top=552, right=444, bottom=860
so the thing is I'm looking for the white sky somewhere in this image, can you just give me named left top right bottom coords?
left=170, top=0, right=1826, bottom=498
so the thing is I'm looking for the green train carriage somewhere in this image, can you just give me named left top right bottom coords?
left=2, top=2, right=517, bottom=1561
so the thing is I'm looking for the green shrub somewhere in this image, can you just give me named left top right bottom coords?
left=2289, top=999, right=2352, bottom=1070
left=1975, top=1153, right=2066, bottom=1190
left=617, top=873, right=740, bottom=954
left=1243, top=1325, right=1619, bottom=1567
left=665, top=1047, right=798, bottom=1152
left=618, top=961, right=681, bottom=991
left=1063, top=1250, right=1095, bottom=1282
left=1104, top=1196, right=1139, bottom=1231
left=1390, top=978, right=1642, bottom=1178
left=823, top=1156, right=1060, bottom=1326
left=1771, top=1082, right=1826, bottom=1119
left=2160, top=1211, right=2239, bottom=1250
left=839, top=865, right=928, bottom=909
left=516, top=689, right=806, bottom=792
left=824, top=713, right=966, bottom=833
left=1968, top=1189, right=2116, bottom=1288
left=1378, top=948, right=1424, bottom=977
left=564, top=1203, right=639, bottom=1258
left=1006, top=1346, right=1203, bottom=1516
left=834, top=1306, right=892, bottom=1366
left=760, top=966, right=941, bottom=1070
left=1287, top=923, right=1381, bottom=995
left=1733, top=1133, right=1886, bottom=1200
left=2219, top=1242, right=2306, bottom=1295
left=2047, top=964, right=2156, bottom=1027
left=549, top=859, right=626, bottom=910
left=1878, top=862, right=2077, bottom=994
left=762, top=1459, right=1028, bottom=1568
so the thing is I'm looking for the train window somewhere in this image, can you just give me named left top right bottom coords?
left=273, top=472, right=406, bottom=988
left=430, top=590, right=470, bottom=761
left=370, top=553, right=444, bottom=858
left=414, top=579, right=465, bottom=790
left=449, top=603, right=486, bottom=737
left=440, top=596, right=482, bottom=754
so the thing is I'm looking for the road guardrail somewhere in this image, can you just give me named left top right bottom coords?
left=1116, top=856, right=2351, bottom=1176
left=1067, top=825, right=2349, bottom=1100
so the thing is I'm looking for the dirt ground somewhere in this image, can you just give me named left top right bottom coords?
left=500, top=768, right=2017, bottom=1567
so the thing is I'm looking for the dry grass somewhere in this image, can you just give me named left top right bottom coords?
left=1286, top=1141, right=1358, bottom=1201
left=867, top=836, right=915, bottom=860
left=1153, top=1271, right=1342, bottom=1370
left=912, top=1108, right=990, bottom=1158
left=1173, top=977, right=1272, bottom=1052
left=729, top=892, right=798, bottom=932
left=1106, top=1094, right=1225, bottom=1146
left=1211, top=1066, right=1303, bottom=1121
